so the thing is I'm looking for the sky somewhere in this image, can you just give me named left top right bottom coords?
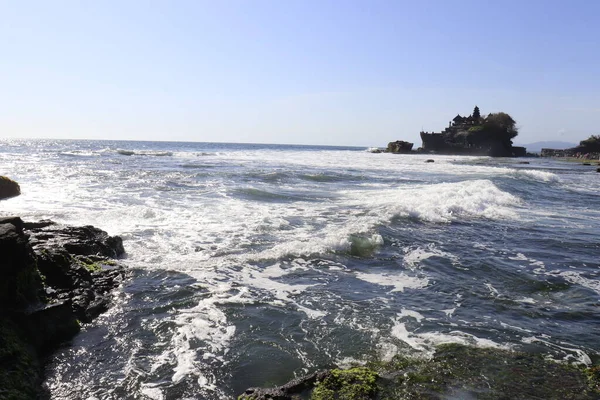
left=1, top=0, right=599, bottom=147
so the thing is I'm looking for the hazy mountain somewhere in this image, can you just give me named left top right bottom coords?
left=516, top=141, right=577, bottom=153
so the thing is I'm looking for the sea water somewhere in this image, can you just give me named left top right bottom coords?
left=1, top=139, right=599, bottom=399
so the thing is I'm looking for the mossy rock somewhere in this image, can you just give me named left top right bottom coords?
left=311, top=367, right=378, bottom=400
left=240, top=344, right=600, bottom=400
left=374, top=344, right=599, bottom=399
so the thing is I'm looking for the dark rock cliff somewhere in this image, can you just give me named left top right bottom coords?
left=0, top=217, right=127, bottom=399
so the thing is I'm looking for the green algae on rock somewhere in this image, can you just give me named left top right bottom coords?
left=239, top=343, right=600, bottom=400
left=311, top=367, right=378, bottom=400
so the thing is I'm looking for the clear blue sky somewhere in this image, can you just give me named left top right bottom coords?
left=1, top=0, right=599, bottom=146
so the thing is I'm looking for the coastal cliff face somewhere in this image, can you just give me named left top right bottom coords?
left=420, top=132, right=525, bottom=156
left=0, top=217, right=126, bottom=399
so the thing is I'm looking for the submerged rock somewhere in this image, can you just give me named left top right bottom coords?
left=0, top=217, right=127, bottom=398
left=240, top=370, right=331, bottom=400
left=239, top=343, right=600, bottom=399
left=0, top=176, right=20, bottom=200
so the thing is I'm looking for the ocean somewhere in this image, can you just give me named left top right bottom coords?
left=1, top=139, right=599, bottom=399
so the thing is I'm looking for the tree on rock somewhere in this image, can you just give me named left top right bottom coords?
left=483, top=112, right=518, bottom=141
left=465, top=112, right=518, bottom=156
left=473, top=105, right=481, bottom=120
left=579, top=135, right=600, bottom=152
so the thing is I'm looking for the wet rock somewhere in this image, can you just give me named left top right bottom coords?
left=426, top=159, right=435, bottom=163
left=386, top=140, right=414, bottom=153
left=18, top=302, right=80, bottom=353
left=27, top=221, right=127, bottom=323
left=0, top=176, right=20, bottom=200
left=240, top=344, right=600, bottom=399
left=240, top=370, right=331, bottom=400
left=28, top=222, right=125, bottom=258
left=0, top=216, right=128, bottom=398
left=0, top=217, right=41, bottom=310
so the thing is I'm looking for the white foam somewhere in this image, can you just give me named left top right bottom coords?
left=516, top=297, right=537, bottom=304
left=521, top=336, right=592, bottom=365
left=484, top=283, right=500, bottom=297
left=442, top=308, right=457, bottom=317
left=354, top=271, right=429, bottom=292
left=348, top=179, right=521, bottom=224
left=140, top=384, right=164, bottom=400
left=398, top=308, right=426, bottom=322
left=512, top=169, right=560, bottom=183
left=236, top=263, right=325, bottom=318
left=555, top=270, right=600, bottom=295
left=390, top=318, right=511, bottom=353
left=147, top=284, right=236, bottom=387
left=403, top=244, right=459, bottom=269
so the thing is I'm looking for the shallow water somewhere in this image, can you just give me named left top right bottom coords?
left=1, top=139, right=599, bottom=399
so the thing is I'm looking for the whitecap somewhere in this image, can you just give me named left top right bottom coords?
left=354, top=271, right=429, bottom=292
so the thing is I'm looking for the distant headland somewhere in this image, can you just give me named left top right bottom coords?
left=541, top=135, right=600, bottom=159
left=384, top=106, right=526, bottom=157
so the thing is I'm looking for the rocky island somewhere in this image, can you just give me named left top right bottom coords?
left=385, top=106, right=527, bottom=157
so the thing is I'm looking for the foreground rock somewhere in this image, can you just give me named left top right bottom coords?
left=0, top=217, right=127, bottom=399
left=0, top=176, right=20, bottom=200
left=239, top=344, right=600, bottom=399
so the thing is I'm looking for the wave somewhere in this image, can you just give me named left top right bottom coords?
left=511, top=169, right=560, bottom=183
left=365, top=179, right=521, bottom=223
left=298, top=173, right=366, bottom=183
left=238, top=179, right=520, bottom=262
left=116, top=149, right=173, bottom=157
left=243, top=172, right=291, bottom=183
left=180, top=163, right=219, bottom=169
left=233, top=187, right=323, bottom=203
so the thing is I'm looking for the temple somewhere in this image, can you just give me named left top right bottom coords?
left=419, top=106, right=526, bottom=157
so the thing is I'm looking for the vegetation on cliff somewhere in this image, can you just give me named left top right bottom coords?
left=467, top=112, right=517, bottom=143
left=578, top=134, right=600, bottom=152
